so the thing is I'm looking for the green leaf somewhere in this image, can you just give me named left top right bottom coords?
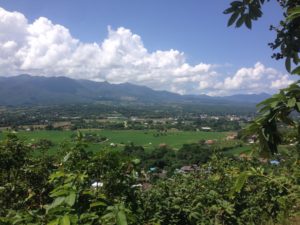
left=24, top=192, right=35, bottom=202
left=257, top=95, right=282, bottom=108
left=245, top=15, right=252, bottom=29
left=291, top=66, right=300, bottom=75
left=229, top=172, right=251, bottom=198
left=50, top=189, right=69, bottom=197
left=90, top=201, right=107, bottom=208
left=270, top=100, right=279, bottom=108
left=287, top=6, right=300, bottom=15
left=235, top=173, right=249, bottom=192
left=49, top=171, right=65, bottom=181
left=230, top=1, right=243, bottom=7
left=296, top=102, right=300, bottom=112
left=47, top=197, right=65, bottom=212
left=223, top=7, right=235, bottom=14
left=251, top=7, right=263, bottom=18
left=60, top=215, right=70, bottom=225
left=287, top=6, right=300, bottom=21
left=188, top=212, right=201, bottom=220
left=285, top=57, right=291, bottom=72
left=235, top=15, right=245, bottom=27
left=228, top=12, right=239, bottom=27
left=47, top=218, right=60, bottom=225
left=116, top=210, right=128, bottom=225
left=131, top=158, right=141, bottom=165
left=65, top=192, right=76, bottom=207
left=287, top=98, right=296, bottom=108
left=63, top=152, right=72, bottom=162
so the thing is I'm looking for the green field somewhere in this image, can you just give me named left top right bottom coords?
left=0, top=129, right=229, bottom=152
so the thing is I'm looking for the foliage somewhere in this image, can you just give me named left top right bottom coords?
left=0, top=134, right=299, bottom=224
left=246, top=82, right=300, bottom=155
left=124, top=143, right=213, bottom=173
left=224, top=0, right=300, bottom=73
left=0, top=134, right=33, bottom=215
left=70, top=132, right=108, bottom=143
left=225, top=0, right=300, bottom=155
left=137, top=155, right=300, bottom=225
left=0, top=134, right=139, bottom=225
left=176, top=143, right=212, bottom=164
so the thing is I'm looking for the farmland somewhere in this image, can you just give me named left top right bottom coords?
left=0, top=129, right=249, bottom=154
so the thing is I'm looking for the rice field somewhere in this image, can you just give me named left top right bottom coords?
left=0, top=129, right=250, bottom=155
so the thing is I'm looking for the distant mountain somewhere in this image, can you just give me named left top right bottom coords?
left=221, top=93, right=271, bottom=103
left=0, top=75, right=270, bottom=106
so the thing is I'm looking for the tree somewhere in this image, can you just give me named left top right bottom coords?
left=225, top=0, right=300, bottom=155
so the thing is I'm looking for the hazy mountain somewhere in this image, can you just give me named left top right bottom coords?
left=221, top=93, right=271, bottom=103
left=0, top=75, right=270, bottom=106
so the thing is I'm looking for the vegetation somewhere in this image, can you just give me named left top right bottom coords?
left=0, top=133, right=299, bottom=224
left=138, top=155, right=299, bottom=224
left=0, top=129, right=233, bottom=152
left=0, top=104, right=253, bottom=131
left=0, top=1, right=299, bottom=224
left=225, top=0, right=300, bottom=156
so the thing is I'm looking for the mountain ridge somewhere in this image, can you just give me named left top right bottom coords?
left=0, top=75, right=270, bottom=106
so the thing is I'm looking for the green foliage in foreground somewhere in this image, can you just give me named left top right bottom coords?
left=138, top=157, right=300, bottom=225
left=246, top=82, right=300, bottom=156
left=225, top=0, right=300, bottom=157
left=0, top=134, right=299, bottom=224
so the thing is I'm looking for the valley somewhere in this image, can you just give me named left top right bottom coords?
left=0, top=0, right=299, bottom=223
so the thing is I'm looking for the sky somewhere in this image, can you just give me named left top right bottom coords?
left=0, top=0, right=296, bottom=96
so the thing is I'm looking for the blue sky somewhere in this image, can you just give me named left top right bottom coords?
left=0, top=0, right=294, bottom=95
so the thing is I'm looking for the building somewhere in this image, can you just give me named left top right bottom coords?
left=205, top=140, right=214, bottom=145
left=179, top=165, right=199, bottom=173
left=201, top=127, right=211, bottom=131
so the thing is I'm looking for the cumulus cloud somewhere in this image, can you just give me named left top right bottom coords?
left=0, top=7, right=295, bottom=96
left=208, top=62, right=294, bottom=95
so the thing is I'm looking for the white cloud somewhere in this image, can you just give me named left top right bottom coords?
left=211, top=62, right=295, bottom=95
left=0, top=7, right=296, bottom=96
left=271, top=74, right=293, bottom=89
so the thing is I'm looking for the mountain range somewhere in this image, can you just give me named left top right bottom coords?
left=0, top=75, right=270, bottom=106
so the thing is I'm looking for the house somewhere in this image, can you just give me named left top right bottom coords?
left=142, top=182, right=152, bottom=191
left=149, top=167, right=156, bottom=172
left=226, top=134, right=237, bottom=140
left=153, top=170, right=167, bottom=178
left=179, top=164, right=199, bottom=173
left=159, top=143, right=167, bottom=148
left=270, top=160, right=280, bottom=165
left=258, top=158, right=268, bottom=163
left=248, top=135, right=258, bottom=144
left=239, top=153, right=252, bottom=160
left=91, top=181, right=103, bottom=188
left=205, top=140, right=214, bottom=145
left=248, top=138, right=255, bottom=144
